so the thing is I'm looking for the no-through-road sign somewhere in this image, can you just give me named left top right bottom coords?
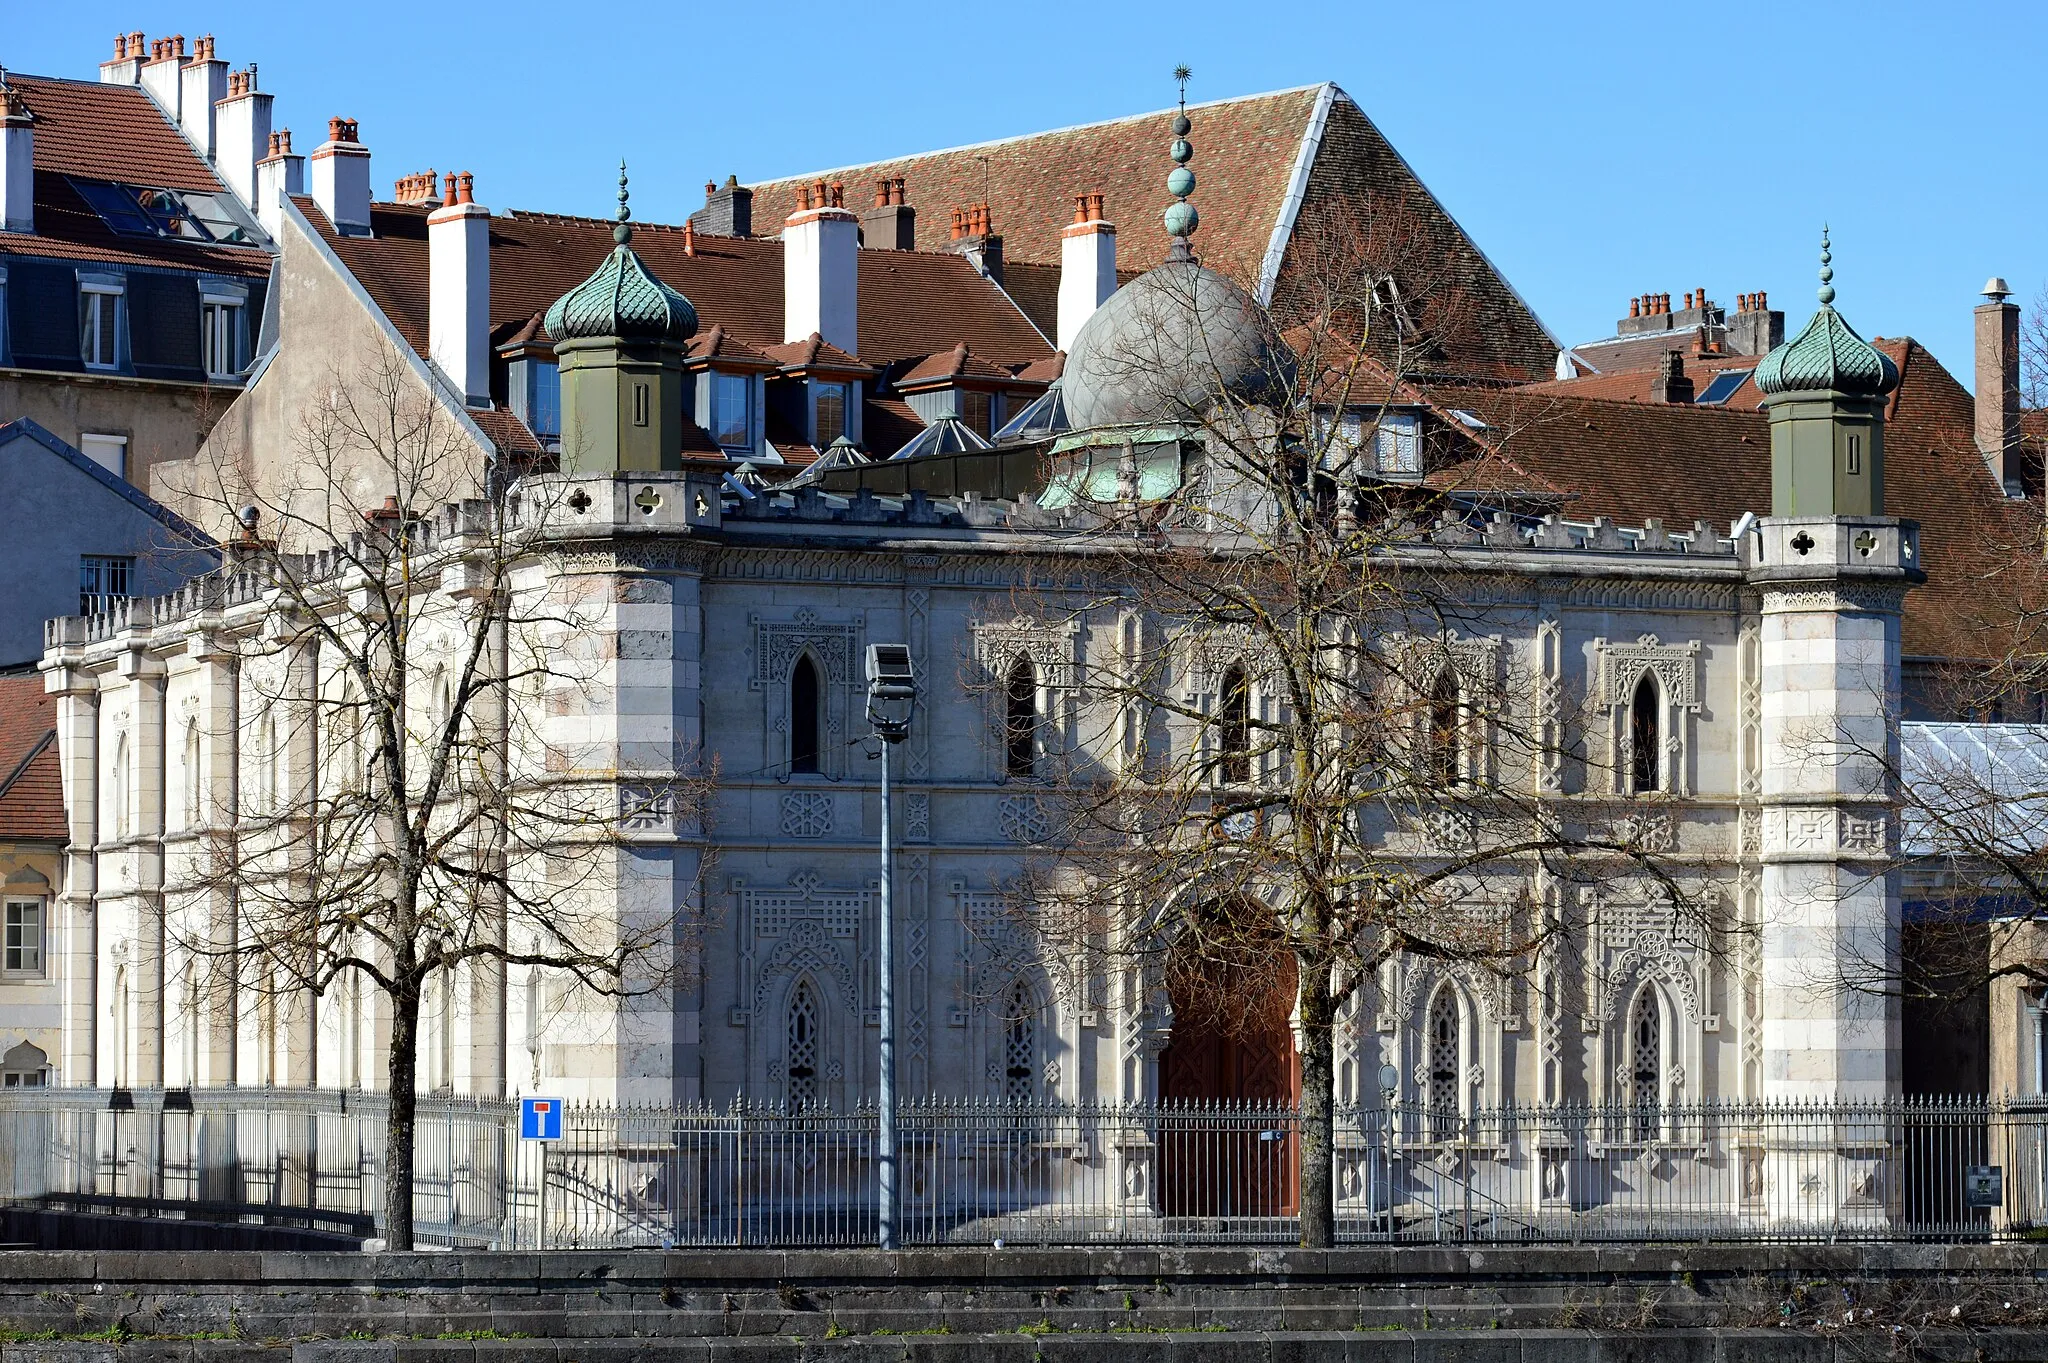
left=520, top=1096, right=565, bottom=1141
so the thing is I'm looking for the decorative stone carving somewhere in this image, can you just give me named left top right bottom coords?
left=779, top=792, right=833, bottom=838
left=999, top=794, right=1051, bottom=845
left=618, top=784, right=675, bottom=831
left=903, top=792, right=930, bottom=843
left=1610, top=809, right=1675, bottom=853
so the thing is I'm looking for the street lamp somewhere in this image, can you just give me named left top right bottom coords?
left=865, top=644, right=916, bottom=1250
left=1377, top=1062, right=1400, bottom=1239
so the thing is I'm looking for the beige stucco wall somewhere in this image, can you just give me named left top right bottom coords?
left=0, top=367, right=227, bottom=493
left=152, top=201, right=491, bottom=546
left=0, top=840, right=63, bottom=1084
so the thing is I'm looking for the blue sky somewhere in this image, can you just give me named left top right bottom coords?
left=11, top=0, right=2040, bottom=385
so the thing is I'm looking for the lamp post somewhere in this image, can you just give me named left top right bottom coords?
left=865, top=644, right=916, bottom=1250
left=1377, top=1062, right=1400, bottom=1242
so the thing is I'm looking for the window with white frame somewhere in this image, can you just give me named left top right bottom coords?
left=1, top=1039, right=48, bottom=1088
left=201, top=291, right=245, bottom=379
left=710, top=372, right=751, bottom=451
left=79, top=277, right=123, bottom=370
left=1373, top=412, right=1421, bottom=475
left=4, top=898, right=43, bottom=975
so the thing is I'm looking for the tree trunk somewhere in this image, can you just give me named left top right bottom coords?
left=384, top=981, right=421, bottom=1250
left=1296, top=954, right=1336, bottom=1248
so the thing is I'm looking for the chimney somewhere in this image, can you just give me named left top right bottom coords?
left=782, top=184, right=859, bottom=353
left=1976, top=277, right=2022, bottom=492
left=139, top=34, right=186, bottom=121
left=100, top=32, right=144, bottom=84
left=1, top=78, right=30, bottom=235
left=1727, top=288, right=1784, bottom=357
left=212, top=65, right=272, bottom=214
left=177, top=35, right=227, bottom=161
left=691, top=174, right=753, bottom=237
left=947, top=201, right=1003, bottom=284
left=1650, top=349, right=1694, bottom=404
left=429, top=171, right=491, bottom=408
left=1057, top=192, right=1117, bottom=351
left=253, top=129, right=305, bottom=239
left=859, top=176, right=915, bottom=250
left=309, top=117, right=371, bottom=234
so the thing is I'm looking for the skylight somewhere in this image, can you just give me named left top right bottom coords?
left=70, top=178, right=259, bottom=245
left=1696, top=371, right=1750, bottom=406
left=1448, top=408, right=1490, bottom=430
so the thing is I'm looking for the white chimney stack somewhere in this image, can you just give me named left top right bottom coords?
left=1056, top=192, right=1117, bottom=352
left=177, top=35, right=227, bottom=162
left=429, top=172, right=491, bottom=408
left=782, top=180, right=859, bottom=354
left=309, top=117, right=371, bottom=235
left=99, top=32, right=145, bottom=85
left=138, top=35, right=187, bottom=122
left=253, top=129, right=305, bottom=239
left=212, top=67, right=271, bottom=215
left=1, top=80, right=31, bottom=235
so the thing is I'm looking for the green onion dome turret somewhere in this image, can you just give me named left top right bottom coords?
left=1754, top=228, right=1896, bottom=398
left=543, top=164, right=698, bottom=344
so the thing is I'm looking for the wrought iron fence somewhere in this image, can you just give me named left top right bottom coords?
left=2, top=1088, right=2042, bottom=1248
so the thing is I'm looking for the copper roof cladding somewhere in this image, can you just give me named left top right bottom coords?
left=746, top=86, right=1559, bottom=382
left=0, top=74, right=270, bottom=276
left=0, top=675, right=66, bottom=843
left=296, top=199, right=1052, bottom=373
left=1435, top=339, right=2034, bottom=659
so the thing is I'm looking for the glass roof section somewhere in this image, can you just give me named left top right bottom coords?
left=993, top=383, right=1069, bottom=443
left=1695, top=371, right=1750, bottom=406
left=70, top=177, right=261, bottom=245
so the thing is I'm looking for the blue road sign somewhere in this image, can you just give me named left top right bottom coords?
left=520, top=1096, right=565, bottom=1141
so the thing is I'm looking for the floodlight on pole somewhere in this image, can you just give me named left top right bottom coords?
left=865, top=643, right=916, bottom=1250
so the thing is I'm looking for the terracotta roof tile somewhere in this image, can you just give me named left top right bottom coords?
left=13, top=74, right=223, bottom=192
left=895, top=342, right=1015, bottom=387
left=757, top=333, right=872, bottom=373
left=0, top=675, right=65, bottom=843
left=2, top=169, right=271, bottom=276
left=745, top=87, right=1556, bottom=382
left=298, top=200, right=1051, bottom=376
left=1520, top=354, right=1764, bottom=410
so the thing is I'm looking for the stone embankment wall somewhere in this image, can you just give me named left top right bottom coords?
left=7, top=1247, right=2048, bottom=1363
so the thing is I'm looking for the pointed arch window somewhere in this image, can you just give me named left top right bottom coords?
left=789, top=656, right=821, bottom=775
left=1628, top=987, right=1662, bottom=1140
left=1003, top=978, right=1038, bottom=1100
left=1219, top=664, right=1251, bottom=784
left=1004, top=656, right=1038, bottom=778
left=110, top=732, right=129, bottom=839
left=1629, top=673, right=1662, bottom=794
left=1426, top=987, right=1461, bottom=1140
left=786, top=979, right=820, bottom=1110
left=1425, top=669, right=1461, bottom=788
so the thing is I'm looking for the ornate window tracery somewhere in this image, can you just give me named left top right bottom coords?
left=1003, top=978, right=1037, bottom=1100
left=1219, top=663, right=1250, bottom=784
left=1005, top=656, right=1037, bottom=778
left=1629, top=987, right=1662, bottom=1140
left=1425, top=669, right=1461, bottom=789
left=789, top=655, right=822, bottom=775
left=1629, top=673, right=1662, bottom=794
left=787, top=979, right=821, bottom=1110
left=1427, top=987, right=1461, bottom=1139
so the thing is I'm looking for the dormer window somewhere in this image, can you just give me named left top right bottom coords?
left=959, top=390, right=991, bottom=437
left=710, top=372, right=752, bottom=452
left=79, top=276, right=124, bottom=371
left=1373, top=413, right=1420, bottom=475
left=814, top=381, right=849, bottom=447
left=507, top=356, right=560, bottom=442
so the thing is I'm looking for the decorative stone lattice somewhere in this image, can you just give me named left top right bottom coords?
left=999, top=795, right=1051, bottom=845
left=779, top=792, right=833, bottom=838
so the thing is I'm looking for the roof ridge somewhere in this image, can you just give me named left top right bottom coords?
left=745, top=84, right=1327, bottom=190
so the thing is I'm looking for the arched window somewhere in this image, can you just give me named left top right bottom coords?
left=1425, top=669, right=1461, bottom=788
left=183, top=721, right=202, bottom=828
left=1219, top=664, right=1250, bottom=784
left=786, top=980, right=820, bottom=1110
left=258, top=713, right=279, bottom=814
left=1004, top=656, right=1038, bottom=778
left=1003, top=978, right=1038, bottom=1100
left=1629, top=988, right=1662, bottom=1140
left=1629, top=674, right=1661, bottom=794
left=1426, top=987, right=1462, bottom=1140
left=110, top=733, right=129, bottom=839
left=789, top=656, right=821, bottom=775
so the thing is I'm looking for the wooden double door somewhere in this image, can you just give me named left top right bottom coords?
left=1158, top=949, right=1300, bottom=1217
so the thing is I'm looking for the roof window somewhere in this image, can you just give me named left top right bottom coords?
left=1448, top=408, right=1490, bottom=430
left=1695, top=371, right=1750, bottom=406
left=69, top=177, right=258, bottom=245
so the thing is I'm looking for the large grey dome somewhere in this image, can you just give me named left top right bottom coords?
left=1062, top=259, right=1289, bottom=431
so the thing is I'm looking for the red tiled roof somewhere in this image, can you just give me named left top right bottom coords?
left=1, top=169, right=271, bottom=275
left=297, top=199, right=1052, bottom=376
left=686, top=325, right=774, bottom=367
left=757, top=333, right=873, bottom=373
left=1433, top=338, right=2034, bottom=658
left=0, top=675, right=65, bottom=843
left=895, top=342, right=1016, bottom=387
left=1568, top=327, right=1740, bottom=375
left=14, top=74, right=223, bottom=191
left=746, top=87, right=1557, bottom=383
left=1520, top=353, right=1764, bottom=410
left=1015, top=353, right=1064, bottom=384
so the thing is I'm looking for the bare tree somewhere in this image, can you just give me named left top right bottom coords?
left=159, top=342, right=714, bottom=1248
left=991, top=216, right=1705, bottom=1246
